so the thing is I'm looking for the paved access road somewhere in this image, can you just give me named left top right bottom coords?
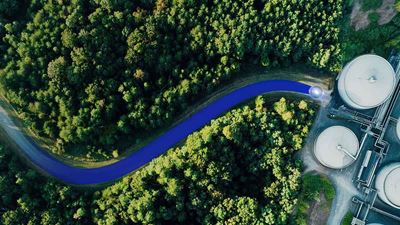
left=0, top=80, right=314, bottom=185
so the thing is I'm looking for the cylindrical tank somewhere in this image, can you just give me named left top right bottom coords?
left=338, top=54, right=395, bottom=110
left=375, top=163, right=400, bottom=209
left=314, top=126, right=359, bottom=169
left=396, top=118, right=400, bottom=140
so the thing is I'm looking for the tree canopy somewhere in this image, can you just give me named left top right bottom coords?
left=0, top=141, right=93, bottom=225
left=0, top=0, right=342, bottom=159
left=0, top=97, right=317, bottom=225
left=341, top=0, right=400, bottom=62
left=92, top=97, right=317, bottom=225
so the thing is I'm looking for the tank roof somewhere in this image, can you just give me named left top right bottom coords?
left=376, top=163, right=400, bottom=209
left=384, top=166, right=400, bottom=207
left=314, top=126, right=359, bottom=169
left=339, top=54, right=395, bottom=109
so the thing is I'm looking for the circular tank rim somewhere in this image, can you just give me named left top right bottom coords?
left=338, top=54, right=396, bottom=109
left=383, top=166, right=400, bottom=208
left=313, top=126, right=359, bottom=169
left=343, top=54, right=395, bottom=108
left=376, top=163, right=400, bottom=209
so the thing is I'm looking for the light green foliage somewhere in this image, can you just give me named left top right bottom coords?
left=0, top=0, right=342, bottom=159
left=93, top=97, right=317, bottom=225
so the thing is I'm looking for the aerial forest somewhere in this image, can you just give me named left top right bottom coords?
left=0, top=0, right=342, bottom=159
left=0, top=97, right=317, bottom=225
left=4, top=0, right=391, bottom=224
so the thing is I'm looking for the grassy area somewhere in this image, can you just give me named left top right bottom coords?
left=302, top=172, right=335, bottom=202
left=342, top=211, right=354, bottom=225
left=361, top=0, right=382, bottom=11
left=294, top=172, right=336, bottom=225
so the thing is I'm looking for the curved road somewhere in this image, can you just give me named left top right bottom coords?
left=0, top=80, right=318, bottom=185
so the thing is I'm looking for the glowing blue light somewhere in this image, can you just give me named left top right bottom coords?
left=309, top=86, right=324, bottom=99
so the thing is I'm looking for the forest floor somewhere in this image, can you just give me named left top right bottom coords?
left=351, top=0, right=398, bottom=30
left=0, top=65, right=334, bottom=167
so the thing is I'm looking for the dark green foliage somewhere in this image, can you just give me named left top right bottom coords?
left=345, top=0, right=355, bottom=8
left=0, top=0, right=21, bottom=20
left=92, top=97, right=317, bottom=225
left=368, top=12, right=380, bottom=24
left=342, top=2, right=400, bottom=62
left=0, top=142, right=94, bottom=225
left=0, top=0, right=342, bottom=159
left=361, top=0, right=382, bottom=11
left=341, top=212, right=354, bottom=225
left=389, top=1, right=400, bottom=48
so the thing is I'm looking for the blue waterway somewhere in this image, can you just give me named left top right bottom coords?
left=18, top=80, right=312, bottom=185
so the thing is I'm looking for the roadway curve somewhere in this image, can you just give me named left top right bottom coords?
left=0, top=80, right=317, bottom=185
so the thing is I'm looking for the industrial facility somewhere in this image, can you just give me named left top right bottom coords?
left=338, top=54, right=396, bottom=110
left=375, top=163, right=400, bottom=209
left=313, top=52, right=400, bottom=225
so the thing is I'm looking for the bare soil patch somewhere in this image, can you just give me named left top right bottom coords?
left=377, top=0, right=398, bottom=24
left=308, top=193, right=330, bottom=225
left=351, top=0, right=398, bottom=30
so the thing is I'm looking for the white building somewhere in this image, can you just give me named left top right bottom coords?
left=375, top=163, right=400, bottom=209
left=314, top=126, right=359, bottom=169
left=338, top=54, right=396, bottom=110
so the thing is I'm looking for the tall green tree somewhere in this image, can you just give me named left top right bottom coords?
left=0, top=0, right=342, bottom=159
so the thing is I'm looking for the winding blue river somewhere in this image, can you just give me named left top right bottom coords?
left=0, top=80, right=317, bottom=185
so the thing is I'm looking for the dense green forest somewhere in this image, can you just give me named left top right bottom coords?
left=0, top=138, right=93, bottom=225
left=1, top=97, right=317, bottom=225
left=342, top=0, right=400, bottom=61
left=0, top=0, right=343, bottom=159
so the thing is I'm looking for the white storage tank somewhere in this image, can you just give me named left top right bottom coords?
left=375, top=163, right=400, bottom=209
left=338, top=54, right=396, bottom=110
left=396, top=118, right=400, bottom=140
left=314, top=126, right=359, bottom=169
